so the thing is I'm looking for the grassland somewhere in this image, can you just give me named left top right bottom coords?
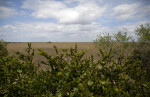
left=7, top=42, right=100, bottom=57
left=7, top=42, right=99, bottom=71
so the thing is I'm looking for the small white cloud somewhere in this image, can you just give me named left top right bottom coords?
left=0, top=6, right=18, bottom=18
left=112, top=3, right=139, bottom=20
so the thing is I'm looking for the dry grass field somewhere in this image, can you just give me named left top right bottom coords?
left=7, top=42, right=99, bottom=70
left=6, top=42, right=141, bottom=71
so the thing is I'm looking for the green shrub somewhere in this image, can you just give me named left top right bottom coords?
left=94, top=33, right=114, bottom=53
left=135, top=24, right=150, bottom=43
left=0, top=42, right=150, bottom=96
left=0, top=40, right=8, bottom=56
left=0, top=43, right=36, bottom=96
left=114, top=29, right=132, bottom=42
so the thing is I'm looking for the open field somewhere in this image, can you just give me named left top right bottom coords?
left=6, top=42, right=145, bottom=70
left=7, top=42, right=99, bottom=58
left=6, top=42, right=137, bottom=62
left=7, top=42, right=99, bottom=70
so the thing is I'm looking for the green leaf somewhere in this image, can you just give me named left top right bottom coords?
left=17, top=70, right=22, bottom=73
left=98, top=65, right=102, bottom=70
left=57, top=72, right=62, bottom=76
left=73, top=87, right=78, bottom=91
left=88, top=80, right=93, bottom=86
left=142, top=84, right=149, bottom=89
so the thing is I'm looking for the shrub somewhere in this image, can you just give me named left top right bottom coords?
left=0, top=43, right=37, bottom=96
left=114, top=29, right=132, bottom=42
left=135, top=24, right=150, bottom=43
left=1, top=42, right=150, bottom=96
left=0, top=40, right=8, bottom=56
left=94, top=33, right=114, bottom=52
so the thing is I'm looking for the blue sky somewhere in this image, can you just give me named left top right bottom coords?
left=0, top=0, right=150, bottom=42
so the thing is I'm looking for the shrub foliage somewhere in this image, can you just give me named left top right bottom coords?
left=0, top=41, right=150, bottom=96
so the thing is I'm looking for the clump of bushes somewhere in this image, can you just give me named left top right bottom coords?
left=0, top=41, right=150, bottom=96
left=94, top=24, right=150, bottom=72
left=0, top=40, right=8, bottom=56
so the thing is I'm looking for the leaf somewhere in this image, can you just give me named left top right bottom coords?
left=17, top=70, right=22, bottom=73
left=57, top=72, right=62, bottom=76
left=65, top=72, right=69, bottom=77
left=88, top=80, right=93, bottom=86
left=98, top=65, right=102, bottom=70
left=73, top=87, right=78, bottom=91
left=142, top=84, right=149, bottom=89
left=99, top=48, right=104, bottom=57
left=89, top=64, right=93, bottom=67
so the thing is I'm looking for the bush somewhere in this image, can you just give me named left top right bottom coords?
left=0, top=40, right=8, bottom=56
left=94, top=33, right=114, bottom=52
left=135, top=24, right=150, bottom=43
left=0, top=42, right=150, bottom=96
left=114, top=29, right=132, bottom=42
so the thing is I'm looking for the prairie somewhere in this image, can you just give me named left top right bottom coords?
left=7, top=42, right=99, bottom=59
left=7, top=42, right=99, bottom=70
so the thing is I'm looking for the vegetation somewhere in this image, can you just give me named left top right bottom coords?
left=0, top=24, right=150, bottom=96
left=0, top=40, right=8, bottom=56
left=114, top=29, right=132, bottom=42
left=94, top=33, right=114, bottom=52
left=135, top=24, right=150, bottom=43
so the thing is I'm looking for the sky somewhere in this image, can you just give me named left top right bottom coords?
left=0, top=0, right=150, bottom=42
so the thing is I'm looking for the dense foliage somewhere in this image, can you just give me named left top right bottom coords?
left=114, top=30, right=132, bottom=42
left=94, top=33, right=113, bottom=48
left=0, top=41, right=150, bottom=96
left=135, top=24, right=150, bottom=43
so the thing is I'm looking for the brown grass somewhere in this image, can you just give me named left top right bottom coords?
left=7, top=42, right=99, bottom=70
left=7, top=42, right=139, bottom=71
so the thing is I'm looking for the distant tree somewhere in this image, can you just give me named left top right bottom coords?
left=94, top=33, right=114, bottom=49
left=135, top=24, right=150, bottom=43
left=48, top=41, right=52, bottom=43
left=114, top=29, right=132, bottom=42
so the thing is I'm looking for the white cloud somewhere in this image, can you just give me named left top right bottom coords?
left=22, top=0, right=107, bottom=24
left=0, top=22, right=111, bottom=42
left=0, top=6, right=18, bottom=18
left=112, top=3, right=139, bottom=20
left=1, top=20, right=150, bottom=42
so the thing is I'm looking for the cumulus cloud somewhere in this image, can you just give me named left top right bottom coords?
left=112, top=3, right=139, bottom=20
left=0, top=6, right=18, bottom=18
left=1, top=20, right=149, bottom=42
left=22, top=0, right=107, bottom=24
left=0, top=22, right=111, bottom=42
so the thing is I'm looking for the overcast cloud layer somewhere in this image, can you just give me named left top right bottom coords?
left=0, top=0, right=150, bottom=42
